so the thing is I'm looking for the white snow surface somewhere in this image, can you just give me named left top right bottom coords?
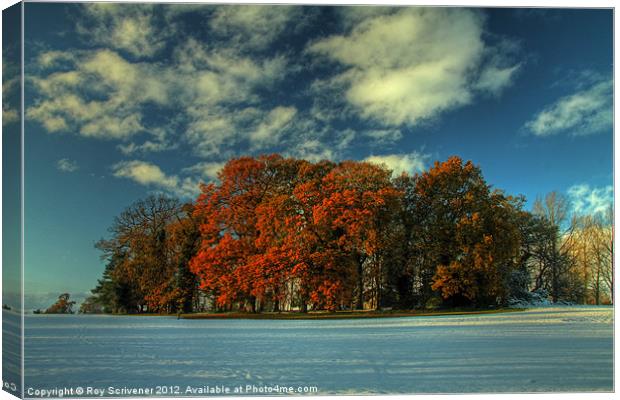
left=21, top=306, right=613, bottom=395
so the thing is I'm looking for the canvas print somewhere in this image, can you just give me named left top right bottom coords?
left=2, top=2, right=614, bottom=398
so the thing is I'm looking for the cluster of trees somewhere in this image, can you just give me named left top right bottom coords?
left=82, top=154, right=613, bottom=314
left=563, top=208, right=613, bottom=304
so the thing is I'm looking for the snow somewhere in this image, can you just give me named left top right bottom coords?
left=19, top=306, right=613, bottom=395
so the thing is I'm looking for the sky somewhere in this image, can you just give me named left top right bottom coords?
left=5, top=4, right=613, bottom=308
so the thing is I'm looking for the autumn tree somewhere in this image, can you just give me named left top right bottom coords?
left=315, top=161, right=402, bottom=309
left=167, top=203, right=202, bottom=313
left=386, top=174, right=421, bottom=308
left=190, top=156, right=404, bottom=312
left=411, top=157, right=521, bottom=307
left=45, top=293, right=76, bottom=314
left=190, top=156, right=298, bottom=311
left=96, top=195, right=185, bottom=313
left=565, top=208, right=613, bottom=304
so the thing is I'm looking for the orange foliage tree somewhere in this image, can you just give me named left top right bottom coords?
left=190, top=155, right=402, bottom=311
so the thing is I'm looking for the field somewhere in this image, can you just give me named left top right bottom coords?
left=16, top=306, right=614, bottom=395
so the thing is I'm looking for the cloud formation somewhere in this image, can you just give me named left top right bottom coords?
left=567, top=184, right=613, bottom=217
left=28, top=5, right=294, bottom=160
left=182, top=161, right=226, bottom=181
left=3, top=55, right=20, bottom=126
left=525, top=78, right=612, bottom=136
left=113, top=160, right=178, bottom=189
left=76, top=4, right=168, bottom=58
left=209, top=5, right=303, bottom=51
left=28, top=49, right=165, bottom=140
left=112, top=160, right=201, bottom=198
left=364, top=152, right=429, bottom=176
left=250, top=106, right=297, bottom=149
left=56, top=158, right=79, bottom=172
left=309, top=8, right=519, bottom=127
left=27, top=5, right=524, bottom=197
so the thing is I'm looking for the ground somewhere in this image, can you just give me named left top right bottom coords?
left=14, top=306, right=613, bottom=395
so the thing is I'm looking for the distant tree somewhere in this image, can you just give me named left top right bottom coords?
left=45, top=293, right=76, bottom=314
left=79, top=296, right=104, bottom=314
left=565, top=208, right=613, bottom=304
left=532, top=192, right=579, bottom=303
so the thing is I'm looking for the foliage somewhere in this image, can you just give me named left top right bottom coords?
left=45, top=293, right=76, bottom=314
left=89, top=155, right=614, bottom=313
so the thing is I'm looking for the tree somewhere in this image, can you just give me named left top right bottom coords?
left=168, top=203, right=202, bottom=313
left=190, top=155, right=301, bottom=311
left=413, top=157, right=521, bottom=306
left=191, top=156, right=403, bottom=312
left=95, top=195, right=185, bottom=313
left=565, top=209, right=613, bottom=304
left=315, top=161, right=402, bottom=309
left=529, top=191, right=593, bottom=303
left=45, top=293, right=76, bottom=314
left=85, top=251, right=135, bottom=313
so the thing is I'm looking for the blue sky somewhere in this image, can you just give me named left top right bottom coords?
left=9, top=4, right=613, bottom=306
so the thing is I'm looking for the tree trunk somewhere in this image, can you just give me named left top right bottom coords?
left=595, top=265, right=601, bottom=305
left=551, top=243, right=559, bottom=303
left=273, top=299, right=280, bottom=313
left=250, top=296, right=257, bottom=313
left=355, top=256, right=364, bottom=310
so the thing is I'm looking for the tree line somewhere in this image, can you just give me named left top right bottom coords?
left=80, top=154, right=613, bottom=314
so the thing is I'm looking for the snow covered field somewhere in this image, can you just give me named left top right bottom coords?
left=20, top=306, right=613, bottom=395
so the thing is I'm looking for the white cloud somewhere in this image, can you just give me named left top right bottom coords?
left=37, top=50, right=77, bottom=69
left=27, top=49, right=170, bottom=140
left=362, top=128, right=402, bottom=143
left=77, top=4, right=167, bottom=58
left=364, top=152, right=428, bottom=176
left=182, top=161, right=226, bottom=181
left=525, top=79, right=612, bottom=137
left=113, top=160, right=178, bottom=190
left=309, top=8, right=519, bottom=127
left=56, top=158, right=79, bottom=172
left=2, top=104, right=18, bottom=126
left=3, top=60, right=20, bottom=126
left=184, top=106, right=255, bottom=158
left=209, top=5, right=301, bottom=51
left=568, top=184, right=613, bottom=216
left=112, top=160, right=203, bottom=198
left=249, top=106, right=297, bottom=149
left=117, top=139, right=176, bottom=155
left=474, top=64, right=521, bottom=96
left=290, top=139, right=336, bottom=163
